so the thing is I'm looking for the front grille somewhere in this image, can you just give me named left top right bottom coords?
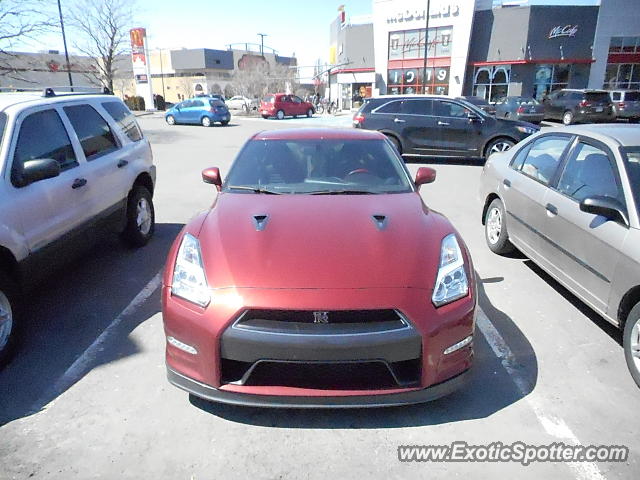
left=237, top=309, right=404, bottom=325
left=221, top=358, right=421, bottom=390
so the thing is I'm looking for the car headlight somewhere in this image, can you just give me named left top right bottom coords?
left=432, top=234, right=469, bottom=307
left=516, top=125, right=539, bottom=134
left=171, top=233, right=210, bottom=307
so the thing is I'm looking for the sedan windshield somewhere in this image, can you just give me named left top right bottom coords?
left=621, top=147, right=640, bottom=217
left=224, top=138, right=414, bottom=194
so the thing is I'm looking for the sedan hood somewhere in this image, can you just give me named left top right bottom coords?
left=198, top=193, right=454, bottom=290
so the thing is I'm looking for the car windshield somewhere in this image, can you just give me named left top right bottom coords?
left=224, top=138, right=414, bottom=194
left=585, top=92, right=610, bottom=102
left=621, top=147, right=640, bottom=217
left=263, top=95, right=275, bottom=103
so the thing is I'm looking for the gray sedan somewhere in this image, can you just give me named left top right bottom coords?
left=479, top=124, right=640, bottom=387
left=495, top=96, right=545, bottom=124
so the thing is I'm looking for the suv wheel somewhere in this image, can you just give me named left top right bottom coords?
left=276, top=110, right=285, bottom=120
left=0, top=273, right=18, bottom=367
left=166, top=115, right=176, bottom=125
left=562, top=110, right=574, bottom=126
left=624, top=303, right=640, bottom=388
left=484, top=198, right=514, bottom=255
left=121, top=186, right=155, bottom=247
left=485, top=138, right=515, bottom=158
left=201, top=116, right=212, bottom=127
left=386, top=135, right=402, bottom=155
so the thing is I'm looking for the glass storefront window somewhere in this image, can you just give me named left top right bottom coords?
left=388, top=26, right=453, bottom=61
left=387, top=67, right=449, bottom=95
left=532, top=64, right=570, bottom=100
left=610, top=36, right=640, bottom=53
left=473, top=66, right=510, bottom=103
left=605, top=63, right=640, bottom=89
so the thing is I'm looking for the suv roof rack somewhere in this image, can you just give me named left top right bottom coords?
left=42, top=86, right=112, bottom=97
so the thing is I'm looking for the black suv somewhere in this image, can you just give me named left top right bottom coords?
left=353, top=95, right=539, bottom=159
left=542, top=89, right=614, bottom=125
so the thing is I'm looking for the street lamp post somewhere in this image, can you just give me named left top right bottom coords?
left=57, top=0, right=74, bottom=91
left=257, top=33, right=268, bottom=57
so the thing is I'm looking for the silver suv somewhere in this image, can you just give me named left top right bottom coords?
left=0, top=90, right=156, bottom=366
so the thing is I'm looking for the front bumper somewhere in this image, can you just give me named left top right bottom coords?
left=168, top=365, right=470, bottom=408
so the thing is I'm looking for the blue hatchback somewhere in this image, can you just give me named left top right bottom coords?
left=165, top=97, right=231, bottom=127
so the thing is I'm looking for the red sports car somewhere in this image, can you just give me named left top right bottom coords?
left=162, top=128, right=476, bottom=407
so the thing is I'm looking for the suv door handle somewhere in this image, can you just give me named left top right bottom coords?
left=437, top=121, right=450, bottom=126
left=503, top=179, right=511, bottom=188
left=546, top=203, right=558, bottom=216
left=117, top=159, right=129, bottom=168
left=393, top=117, right=406, bottom=123
left=71, top=178, right=87, bottom=189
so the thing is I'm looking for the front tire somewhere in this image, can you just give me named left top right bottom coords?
left=386, top=135, right=402, bottom=155
left=221, top=120, right=229, bottom=126
left=262, top=114, right=269, bottom=119
left=201, top=116, right=212, bottom=127
left=562, top=110, right=574, bottom=126
left=0, top=272, right=18, bottom=368
left=276, top=110, right=285, bottom=120
left=484, top=198, right=514, bottom=255
left=307, top=108, right=313, bottom=118
left=166, top=115, right=176, bottom=125
left=484, top=138, right=515, bottom=158
left=121, top=186, right=155, bottom=247
left=623, top=303, right=640, bottom=388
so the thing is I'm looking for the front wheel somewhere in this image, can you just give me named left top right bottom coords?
left=623, top=303, right=640, bottom=388
left=485, top=138, right=515, bottom=158
left=121, top=186, right=155, bottom=247
left=386, top=135, right=402, bottom=155
left=307, top=108, right=313, bottom=118
left=166, top=115, right=176, bottom=125
left=0, top=273, right=18, bottom=368
left=262, top=114, right=269, bottom=119
left=316, top=104, right=325, bottom=115
left=221, top=120, right=229, bottom=126
left=484, top=198, right=514, bottom=255
left=562, top=110, right=574, bottom=126
left=276, top=110, right=285, bottom=120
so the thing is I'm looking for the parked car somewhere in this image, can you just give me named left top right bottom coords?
left=0, top=89, right=156, bottom=366
left=609, top=89, right=640, bottom=123
left=457, top=96, right=496, bottom=115
left=165, top=98, right=230, bottom=127
left=479, top=124, right=640, bottom=388
left=494, top=96, right=545, bottom=124
left=353, top=95, right=539, bottom=159
left=195, top=93, right=225, bottom=102
left=226, top=95, right=258, bottom=112
left=260, top=93, right=315, bottom=119
left=542, top=89, right=615, bottom=125
left=162, top=128, right=476, bottom=407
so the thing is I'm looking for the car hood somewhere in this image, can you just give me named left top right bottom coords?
left=197, top=192, right=455, bottom=290
left=495, top=117, right=540, bottom=129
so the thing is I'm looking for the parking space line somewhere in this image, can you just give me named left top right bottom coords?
left=476, top=308, right=606, bottom=480
left=31, top=270, right=163, bottom=414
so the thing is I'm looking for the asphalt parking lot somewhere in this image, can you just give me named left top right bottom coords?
left=0, top=114, right=638, bottom=479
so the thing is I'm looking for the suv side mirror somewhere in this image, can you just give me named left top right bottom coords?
left=415, top=167, right=436, bottom=189
left=202, top=167, right=222, bottom=191
left=466, top=111, right=481, bottom=122
left=19, top=158, right=61, bottom=187
left=580, top=196, right=628, bottom=226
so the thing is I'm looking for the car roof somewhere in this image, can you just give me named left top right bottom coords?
left=555, top=124, right=640, bottom=147
left=0, top=92, right=120, bottom=113
left=252, top=128, right=385, bottom=141
left=560, top=89, right=608, bottom=93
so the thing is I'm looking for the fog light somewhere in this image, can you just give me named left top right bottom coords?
left=167, top=336, right=197, bottom=355
left=444, top=335, right=473, bottom=355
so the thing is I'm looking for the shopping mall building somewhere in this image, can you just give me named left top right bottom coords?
left=368, top=0, right=640, bottom=101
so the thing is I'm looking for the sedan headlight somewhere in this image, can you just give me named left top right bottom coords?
left=432, top=234, right=469, bottom=307
left=171, top=233, right=210, bottom=307
left=516, top=125, right=539, bottom=134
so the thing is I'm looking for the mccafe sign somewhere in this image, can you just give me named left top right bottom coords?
left=387, top=2, right=460, bottom=24
left=548, top=25, right=579, bottom=39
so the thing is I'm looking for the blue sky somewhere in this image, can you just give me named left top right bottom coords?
left=22, top=0, right=374, bottom=68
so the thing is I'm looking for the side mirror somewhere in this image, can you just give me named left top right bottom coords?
left=202, top=167, right=222, bottom=191
left=415, top=167, right=436, bottom=189
left=466, top=111, right=481, bottom=122
left=19, top=158, right=61, bottom=187
left=579, top=196, right=628, bottom=226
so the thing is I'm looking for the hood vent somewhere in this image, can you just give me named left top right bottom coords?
left=371, top=214, right=387, bottom=231
left=252, top=214, right=269, bottom=231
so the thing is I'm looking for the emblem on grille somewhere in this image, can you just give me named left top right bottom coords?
left=312, top=311, right=329, bottom=324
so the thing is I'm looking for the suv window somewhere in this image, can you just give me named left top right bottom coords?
left=375, top=101, right=402, bottom=114
left=625, top=91, right=640, bottom=101
left=401, top=99, right=433, bottom=115
left=12, top=109, right=77, bottom=184
left=102, top=101, right=142, bottom=142
left=63, top=104, right=119, bottom=160
left=569, top=92, right=582, bottom=101
left=519, top=136, right=571, bottom=185
left=612, top=92, right=622, bottom=101
left=557, top=143, right=623, bottom=203
left=434, top=101, right=469, bottom=118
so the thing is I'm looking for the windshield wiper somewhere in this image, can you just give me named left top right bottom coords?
left=226, top=185, right=283, bottom=194
left=307, top=189, right=377, bottom=195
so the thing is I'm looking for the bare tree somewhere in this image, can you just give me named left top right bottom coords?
left=0, top=0, right=55, bottom=80
left=68, top=0, right=134, bottom=93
